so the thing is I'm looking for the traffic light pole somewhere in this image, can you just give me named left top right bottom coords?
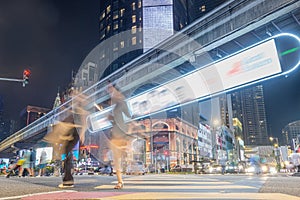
left=0, top=77, right=23, bottom=82
left=0, top=76, right=28, bottom=87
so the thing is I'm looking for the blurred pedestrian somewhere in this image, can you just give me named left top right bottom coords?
left=220, top=158, right=227, bottom=175
left=107, top=82, right=135, bottom=189
left=6, top=156, right=25, bottom=178
left=29, top=148, right=36, bottom=177
left=43, top=90, right=89, bottom=188
left=38, top=149, right=47, bottom=177
left=19, top=149, right=32, bottom=177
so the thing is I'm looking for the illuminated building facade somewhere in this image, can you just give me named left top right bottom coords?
left=231, top=85, right=269, bottom=146
left=89, top=117, right=198, bottom=169
left=99, top=0, right=191, bottom=78
left=282, top=120, right=300, bottom=150
left=20, top=105, right=50, bottom=127
left=98, top=0, right=228, bottom=78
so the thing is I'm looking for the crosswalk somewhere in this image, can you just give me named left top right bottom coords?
left=5, top=174, right=300, bottom=200
left=92, top=174, right=299, bottom=200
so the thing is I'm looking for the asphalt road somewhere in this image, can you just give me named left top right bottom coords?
left=0, top=173, right=299, bottom=200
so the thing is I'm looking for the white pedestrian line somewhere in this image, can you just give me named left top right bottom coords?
left=105, top=192, right=300, bottom=200
left=95, top=184, right=255, bottom=189
left=115, top=181, right=231, bottom=185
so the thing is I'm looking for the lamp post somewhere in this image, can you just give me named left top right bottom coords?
left=194, top=144, right=199, bottom=174
left=236, top=137, right=241, bottom=162
left=212, top=119, right=220, bottom=164
left=269, top=137, right=280, bottom=171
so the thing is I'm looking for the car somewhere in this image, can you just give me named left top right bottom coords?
left=205, top=164, right=222, bottom=174
left=225, top=164, right=239, bottom=173
left=126, top=161, right=145, bottom=175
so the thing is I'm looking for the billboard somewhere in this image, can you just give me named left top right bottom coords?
left=87, top=33, right=300, bottom=133
left=35, top=147, right=53, bottom=165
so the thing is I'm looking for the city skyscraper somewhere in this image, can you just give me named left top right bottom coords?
left=98, top=0, right=228, bottom=79
left=231, top=85, right=269, bottom=146
left=99, top=0, right=192, bottom=78
left=282, top=120, right=300, bottom=148
left=187, top=0, right=228, bottom=23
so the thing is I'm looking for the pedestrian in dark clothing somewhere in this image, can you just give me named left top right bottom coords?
left=59, top=117, right=79, bottom=188
left=43, top=91, right=88, bottom=188
left=29, top=148, right=36, bottom=177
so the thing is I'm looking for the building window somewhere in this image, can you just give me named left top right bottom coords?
left=120, top=41, right=125, bottom=48
left=107, top=25, right=111, bottom=33
left=132, top=15, right=136, bottom=23
left=131, top=25, right=137, bottom=34
left=113, top=0, right=118, bottom=9
left=120, top=8, right=125, bottom=17
left=132, top=2, right=136, bottom=11
left=106, top=5, right=111, bottom=14
left=132, top=37, right=137, bottom=45
left=113, top=21, right=118, bottom=30
left=88, top=66, right=96, bottom=81
left=100, top=30, right=105, bottom=40
left=113, top=10, right=119, bottom=20
left=200, top=5, right=206, bottom=12
left=100, top=11, right=105, bottom=21
left=138, top=0, right=141, bottom=8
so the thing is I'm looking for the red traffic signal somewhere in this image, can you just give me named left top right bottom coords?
left=23, top=69, right=31, bottom=87
left=23, top=69, right=31, bottom=78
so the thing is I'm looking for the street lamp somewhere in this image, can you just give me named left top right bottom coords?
left=212, top=119, right=220, bottom=164
left=269, top=137, right=280, bottom=171
left=236, top=137, right=242, bottom=162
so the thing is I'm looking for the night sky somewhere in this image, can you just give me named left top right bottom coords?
left=0, top=0, right=99, bottom=118
left=0, top=0, right=299, bottom=142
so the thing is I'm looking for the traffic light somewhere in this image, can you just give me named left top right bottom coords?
left=23, top=69, right=31, bottom=87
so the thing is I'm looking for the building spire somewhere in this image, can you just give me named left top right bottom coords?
left=53, top=87, right=61, bottom=109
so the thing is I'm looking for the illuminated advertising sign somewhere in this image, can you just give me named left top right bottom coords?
left=88, top=33, right=300, bottom=133
left=36, top=147, right=53, bottom=166
left=61, top=142, right=79, bottom=161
